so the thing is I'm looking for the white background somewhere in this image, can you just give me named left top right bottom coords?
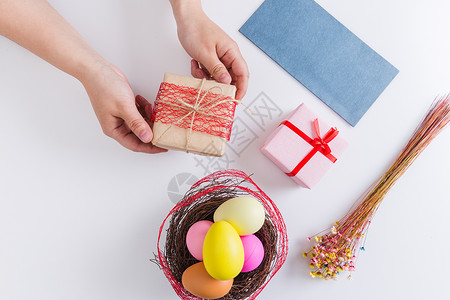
left=1, top=0, right=449, bottom=299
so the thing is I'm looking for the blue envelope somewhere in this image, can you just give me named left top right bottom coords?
left=240, top=0, right=399, bottom=126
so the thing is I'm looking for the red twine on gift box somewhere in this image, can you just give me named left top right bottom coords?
left=281, top=119, right=339, bottom=177
left=153, top=82, right=238, bottom=140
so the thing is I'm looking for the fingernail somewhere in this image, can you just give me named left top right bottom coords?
left=139, top=129, right=152, bottom=142
left=219, top=73, right=230, bottom=83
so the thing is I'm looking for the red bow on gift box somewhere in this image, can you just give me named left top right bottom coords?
left=281, top=118, right=339, bottom=177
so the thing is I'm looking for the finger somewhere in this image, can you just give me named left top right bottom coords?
left=118, top=104, right=153, bottom=143
left=200, top=53, right=232, bottom=84
left=136, top=95, right=152, bottom=121
left=144, top=102, right=153, bottom=122
left=191, top=59, right=210, bottom=79
left=234, top=71, right=249, bottom=100
left=103, top=116, right=166, bottom=154
left=220, top=48, right=249, bottom=100
left=225, top=67, right=248, bottom=101
left=117, top=131, right=168, bottom=154
left=135, top=95, right=147, bottom=118
left=136, top=94, right=150, bottom=107
left=199, top=63, right=212, bottom=78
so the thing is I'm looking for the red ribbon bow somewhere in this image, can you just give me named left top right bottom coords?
left=281, top=119, right=339, bottom=177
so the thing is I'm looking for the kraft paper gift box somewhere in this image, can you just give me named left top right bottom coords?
left=152, top=73, right=237, bottom=156
left=261, top=103, right=348, bottom=188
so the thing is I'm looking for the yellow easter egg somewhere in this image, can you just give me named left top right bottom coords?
left=182, top=262, right=233, bottom=299
left=213, top=196, right=265, bottom=235
left=203, top=221, right=244, bottom=280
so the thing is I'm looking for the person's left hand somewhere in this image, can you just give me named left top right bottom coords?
left=81, top=61, right=167, bottom=154
left=174, top=10, right=249, bottom=100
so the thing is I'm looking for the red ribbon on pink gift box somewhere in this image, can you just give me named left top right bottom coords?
left=281, top=119, right=339, bottom=177
left=261, top=103, right=348, bottom=189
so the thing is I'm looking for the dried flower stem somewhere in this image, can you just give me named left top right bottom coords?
left=305, top=96, right=450, bottom=280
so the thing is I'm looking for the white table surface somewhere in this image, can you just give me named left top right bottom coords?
left=1, top=1, right=449, bottom=299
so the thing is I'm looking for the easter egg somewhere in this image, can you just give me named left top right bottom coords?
left=203, top=221, right=244, bottom=280
left=186, top=220, right=213, bottom=261
left=182, top=262, right=233, bottom=299
left=213, top=196, right=265, bottom=235
left=241, top=235, right=265, bottom=272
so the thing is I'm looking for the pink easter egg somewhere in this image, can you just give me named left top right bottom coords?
left=241, top=234, right=264, bottom=272
left=186, top=220, right=213, bottom=261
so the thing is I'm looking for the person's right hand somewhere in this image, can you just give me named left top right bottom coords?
left=81, top=61, right=167, bottom=154
left=170, top=0, right=249, bottom=100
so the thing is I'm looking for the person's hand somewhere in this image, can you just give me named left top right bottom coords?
left=172, top=4, right=249, bottom=100
left=0, top=0, right=166, bottom=154
left=81, top=61, right=167, bottom=154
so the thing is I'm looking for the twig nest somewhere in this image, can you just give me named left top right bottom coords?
left=156, top=169, right=288, bottom=300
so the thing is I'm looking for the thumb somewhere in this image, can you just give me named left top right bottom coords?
left=120, top=105, right=153, bottom=143
left=202, top=55, right=232, bottom=84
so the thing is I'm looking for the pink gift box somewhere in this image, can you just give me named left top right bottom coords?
left=261, top=103, right=348, bottom=188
